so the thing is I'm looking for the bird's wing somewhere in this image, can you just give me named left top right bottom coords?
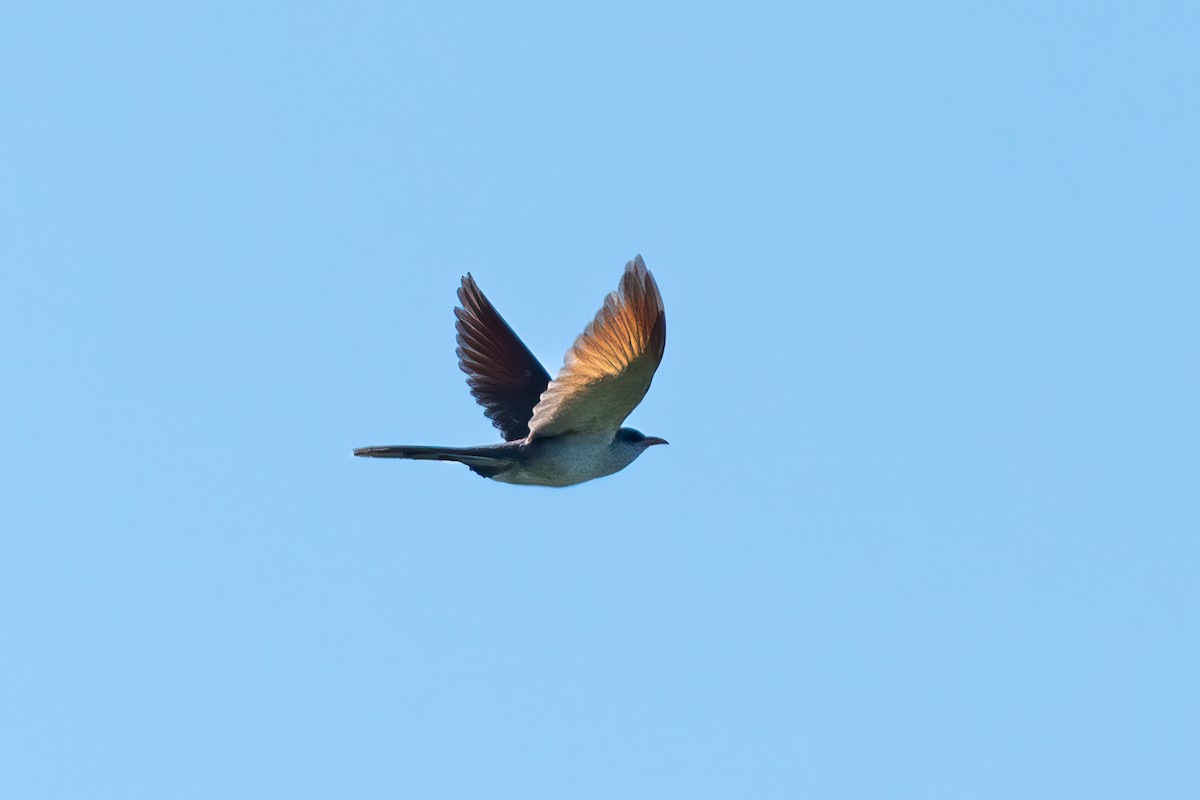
left=526, top=255, right=666, bottom=440
left=455, top=275, right=552, bottom=441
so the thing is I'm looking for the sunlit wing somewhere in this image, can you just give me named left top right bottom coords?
left=455, top=275, right=552, bottom=441
left=526, top=255, right=666, bottom=440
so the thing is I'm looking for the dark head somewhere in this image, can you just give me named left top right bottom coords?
left=616, top=427, right=669, bottom=450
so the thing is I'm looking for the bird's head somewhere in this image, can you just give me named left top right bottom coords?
left=616, top=427, right=669, bottom=454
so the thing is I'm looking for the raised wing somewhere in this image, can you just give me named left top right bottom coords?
left=526, top=255, right=665, bottom=440
left=455, top=275, right=552, bottom=441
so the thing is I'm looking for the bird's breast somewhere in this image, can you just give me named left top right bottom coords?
left=491, top=433, right=633, bottom=487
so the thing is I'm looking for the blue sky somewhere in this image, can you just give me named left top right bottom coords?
left=2, top=2, right=1197, bottom=797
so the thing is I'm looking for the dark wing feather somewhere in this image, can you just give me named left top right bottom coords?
left=455, top=274, right=552, bottom=441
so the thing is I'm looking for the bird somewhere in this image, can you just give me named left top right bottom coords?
left=353, top=255, right=668, bottom=487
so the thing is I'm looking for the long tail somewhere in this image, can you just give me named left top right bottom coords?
left=353, top=443, right=519, bottom=478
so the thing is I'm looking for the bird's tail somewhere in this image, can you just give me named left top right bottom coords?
left=353, top=444, right=492, bottom=461
left=353, top=443, right=518, bottom=478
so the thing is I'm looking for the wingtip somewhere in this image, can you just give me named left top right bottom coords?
left=617, top=254, right=662, bottom=314
left=456, top=274, right=478, bottom=310
left=625, top=256, right=657, bottom=298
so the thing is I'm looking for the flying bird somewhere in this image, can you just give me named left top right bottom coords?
left=354, top=255, right=668, bottom=487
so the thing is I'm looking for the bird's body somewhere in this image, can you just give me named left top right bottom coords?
left=354, top=256, right=668, bottom=487
left=493, top=430, right=654, bottom=487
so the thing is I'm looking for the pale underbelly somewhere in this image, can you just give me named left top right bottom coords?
left=490, top=435, right=627, bottom=487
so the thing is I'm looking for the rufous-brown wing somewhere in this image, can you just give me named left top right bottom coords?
left=455, top=275, right=552, bottom=441
left=526, top=256, right=666, bottom=440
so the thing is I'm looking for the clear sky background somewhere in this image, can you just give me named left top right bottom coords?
left=2, top=2, right=1197, bottom=798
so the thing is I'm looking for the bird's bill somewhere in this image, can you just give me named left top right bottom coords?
left=644, top=436, right=669, bottom=446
